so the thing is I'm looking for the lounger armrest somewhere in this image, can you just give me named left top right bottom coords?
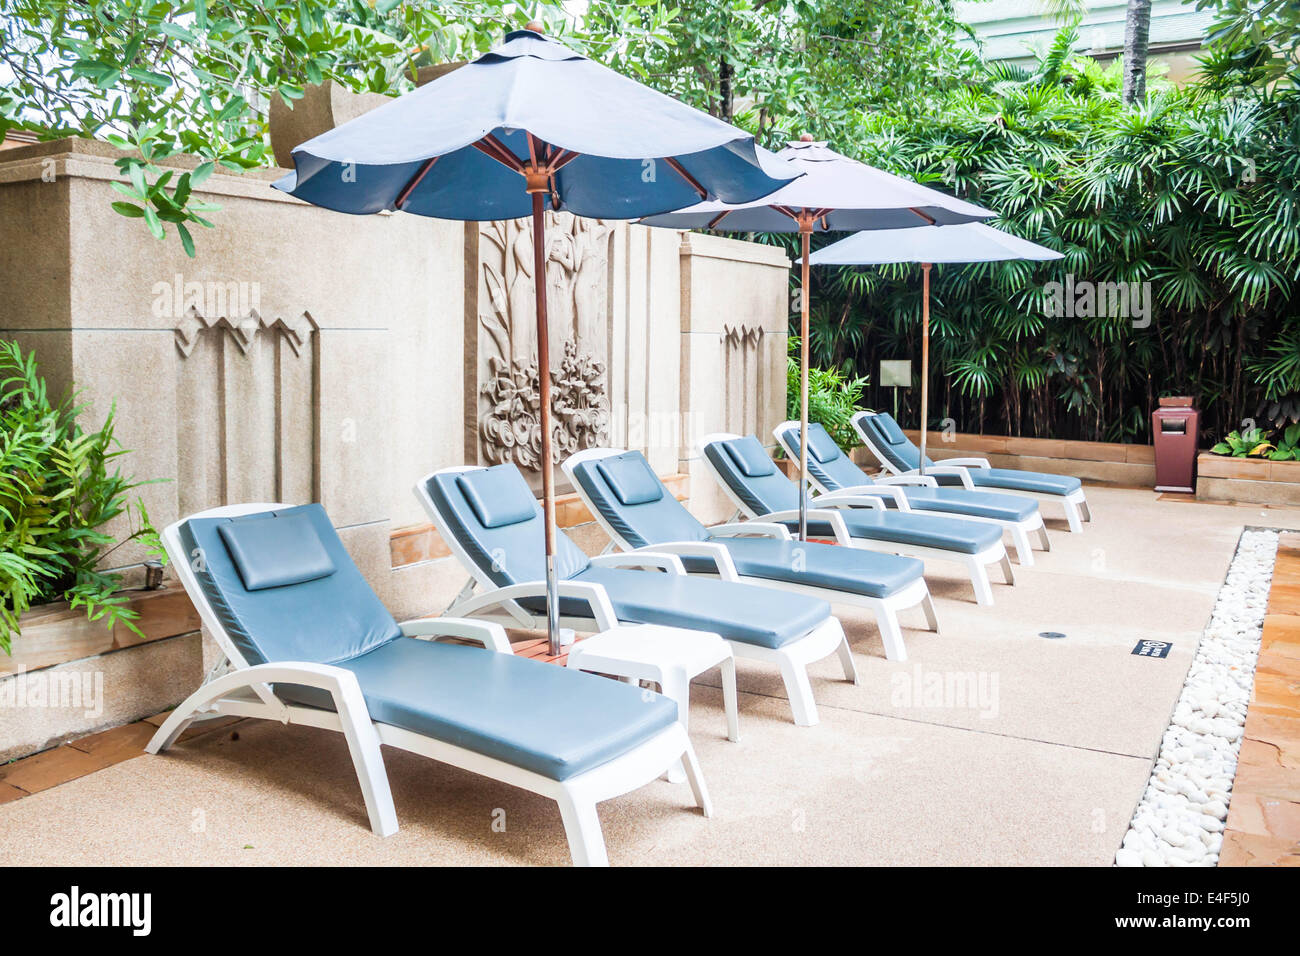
left=938, top=457, right=991, bottom=470
left=812, top=491, right=889, bottom=511
left=398, top=617, right=513, bottom=654
left=822, top=485, right=911, bottom=509
left=914, top=466, right=976, bottom=489
left=708, top=521, right=793, bottom=541
left=588, top=551, right=686, bottom=575
left=230, top=661, right=373, bottom=720
left=626, top=541, right=740, bottom=581
left=755, top=508, right=852, bottom=547
left=877, top=473, right=940, bottom=488
left=450, top=580, right=619, bottom=632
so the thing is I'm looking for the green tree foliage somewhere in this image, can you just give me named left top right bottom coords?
left=796, top=28, right=1300, bottom=446
left=0, top=0, right=677, bottom=253
left=588, top=0, right=978, bottom=146
left=0, top=342, right=161, bottom=654
left=1197, top=0, right=1300, bottom=91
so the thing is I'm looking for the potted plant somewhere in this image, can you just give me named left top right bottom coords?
left=0, top=341, right=160, bottom=655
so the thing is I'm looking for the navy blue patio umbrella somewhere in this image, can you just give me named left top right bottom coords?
left=810, top=222, right=1063, bottom=474
left=274, top=24, right=798, bottom=653
left=644, top=137, right=993, bottom=540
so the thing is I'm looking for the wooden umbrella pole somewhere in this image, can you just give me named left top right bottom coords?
left=798, top=219, right=812, bottom=543
left=530, top=187, right=561, bottom=655
left=919, top=262, right=931, bottom=478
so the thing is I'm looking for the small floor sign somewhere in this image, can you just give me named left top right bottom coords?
left=1132, top=640, right=1171, bottom=659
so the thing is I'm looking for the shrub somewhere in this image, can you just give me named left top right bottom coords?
left=0, top=341, right=160, bottom=654
left=787, top=338, right=870, bottom=451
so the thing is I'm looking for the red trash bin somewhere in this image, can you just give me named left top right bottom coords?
left=1151, top=396, right=1201, bottom=493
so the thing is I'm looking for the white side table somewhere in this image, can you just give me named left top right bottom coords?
left=566, top=624, right=739, bottom=782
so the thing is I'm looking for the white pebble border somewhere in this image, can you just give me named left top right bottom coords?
left=1115, top=528, right=1280, bottom=867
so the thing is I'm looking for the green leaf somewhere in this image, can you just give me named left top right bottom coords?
left=142, top=205, right=164, bottom=240
left=111, top=201, right=145, bottom=219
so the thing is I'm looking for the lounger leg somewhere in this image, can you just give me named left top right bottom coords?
left=1080, top=497, right=1093, bottom=522
left=146, top=698, right=206, bottom=754
left=1036, top=523, right=1052, bottom=551
left=1063, top=498, right=1083, bottom=533
left=557, top=792, right=608, bottom=867
left=720, top=655, right=741, bottom=742
left=778, top=655, right=820, bottom=726
left=875, top=608, right=909, bottom=663
left=146, top=675, right=242, bottom=753
left=834, top=632, right=860, bottom=686
left=999, top=551, right=1016, bottom=585
left=1009, top=525, right=1035, bottom=566
left=921, top=591, right=940, bottom=632
left=657, top=666, right=690, bottom=784
left=679, top=738, right=713, bottom=818
left=335, top=694, right=400, bottom=838
left=968, top=558, right=994, bottom=606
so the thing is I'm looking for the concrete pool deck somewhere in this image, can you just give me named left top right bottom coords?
left=2, top=485, right=1298, bottom=866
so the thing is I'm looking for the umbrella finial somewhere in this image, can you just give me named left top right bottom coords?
left=799, top=133, right=814, bottom=142
left=525, top=20, right=544, bottom=34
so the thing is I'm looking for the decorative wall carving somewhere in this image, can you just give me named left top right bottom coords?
left=721, top=323, right=768, bottom=438
left=174, top=306, right=317, bottom=357
left=472, top=212, right=612, bottom=471
left=172, top=307, right=319, bottom=513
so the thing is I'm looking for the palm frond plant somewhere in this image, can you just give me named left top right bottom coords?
left=0, top=341, right=162, bottom=654
left=786, top=26, right=1300, bottom=447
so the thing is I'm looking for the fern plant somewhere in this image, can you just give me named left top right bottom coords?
left=0, top=341, right=160, bottom=654
left=786, top=337, right=870, bottom=451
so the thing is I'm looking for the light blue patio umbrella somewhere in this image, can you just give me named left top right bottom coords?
left=274, top=24, right=798, bottom=654
left=810, top=221, right=1064, bottom=475
left=643, top=136, right=993, bottom=540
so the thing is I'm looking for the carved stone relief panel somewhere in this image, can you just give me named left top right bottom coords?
left=173, top=306, right=318, bottom=515
left=468, top=212, right=612, bottom=475
left=721, top=323, right=768, bottom=438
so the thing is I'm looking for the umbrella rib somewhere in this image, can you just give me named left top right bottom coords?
left=707, top=209, right=731, bottom=229
left=472, top=135, right=526, bottom=173
left=664, top=157, right=708, bottom=199
left=551, top=150, right=579, bottom=173
left=393, top=156, right=439, bottom=210
left=908, top=207, right=937, bottom=225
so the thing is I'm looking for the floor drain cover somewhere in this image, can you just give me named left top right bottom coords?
left=1039, top=631, right=1066, bottom=639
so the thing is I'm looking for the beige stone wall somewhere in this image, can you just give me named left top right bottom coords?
left=679, top=233, right=791, bottom=522
left=0, top=138, right=790, bottom=631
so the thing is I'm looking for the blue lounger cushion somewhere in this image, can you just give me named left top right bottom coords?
left=597, top=452, right=665, bottom=506
left=569, top=450, right=931, bottom=593
left=420, top=465, right=835, bottom=650
left=564, top=566, right=831, bottom=649
left=899, top=487, right=1039, bottom=523
left=961, top=468, right=1082, bottom=495
left=181, top=505, right=403, bottom=666
left=860, top=414, right=1082, bottom=496
left=723, top=436, right=778, bottom=477
left=280, top=637, right=678, bottom=781
left=678, top=538, right=924, bottom=598
left=458, top=465, right=541, bottom=528
left=780, top=422, right=883, bottom=494
left=182, top=503, right=678, bottom=782
left=218, top=510, right=336, bottom=591
left=784, top=423, right=1042, bottom=522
